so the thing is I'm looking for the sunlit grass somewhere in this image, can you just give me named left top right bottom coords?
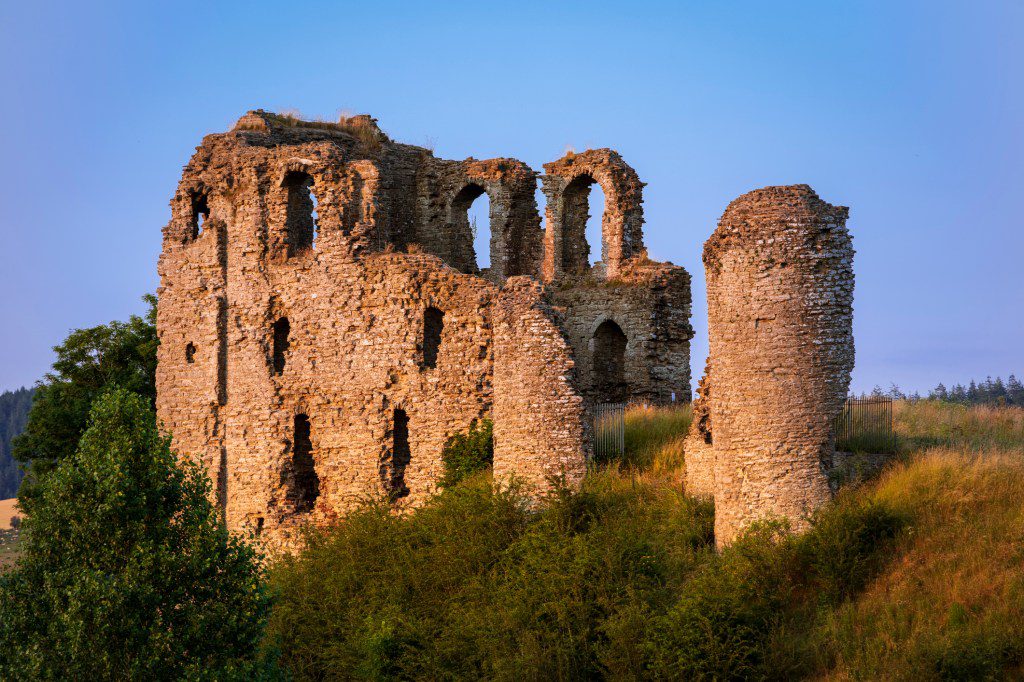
left=895, top=400, right=1024, bottom=452
left=619, top=403, right=691, bottom=476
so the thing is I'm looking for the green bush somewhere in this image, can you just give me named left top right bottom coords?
left=799, top=495, right=904, bottom=604
left=438, top=418, right=493, bottom=489
left=269, top=472, right=715, bottom=680
left=0, top=390, right=278, bottom=680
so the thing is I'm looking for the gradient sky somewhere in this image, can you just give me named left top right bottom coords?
left=1, top=1, right=1021, bottom=395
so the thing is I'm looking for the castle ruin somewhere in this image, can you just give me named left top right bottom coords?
left=156, top=112, right=854, bottom=550
left=156, top=111, right=693, bottom=549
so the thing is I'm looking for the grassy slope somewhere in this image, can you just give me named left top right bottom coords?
left=268, top=401, right=1024, bottom=680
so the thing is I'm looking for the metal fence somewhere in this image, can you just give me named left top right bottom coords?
left=592, top=403, right=626, bottom=460
left=834, top=397, right=894, bottom=452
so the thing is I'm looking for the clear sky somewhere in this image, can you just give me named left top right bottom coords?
left=1, top=1, right=1021, bottom=395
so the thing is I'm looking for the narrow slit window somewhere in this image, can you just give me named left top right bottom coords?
left=383, top=408, right=411, bottom=502
left=290, top=414, right=319, bottom=513
left=185, top=342, right=196, bottom=364
left=272, top=317, right=290, bottom=375
left=422, top=307, right=444, bottom=369
left=190, top=192, right=210, bottom=239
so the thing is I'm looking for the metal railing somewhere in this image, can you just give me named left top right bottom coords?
left=592, top=403, right=626, bottom=460
left=834, top=397, right=894, bottom=452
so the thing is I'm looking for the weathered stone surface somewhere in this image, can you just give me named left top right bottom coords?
left=685, top=185, right=854, bottom=547
left=156, top=111, right=692, bottom=550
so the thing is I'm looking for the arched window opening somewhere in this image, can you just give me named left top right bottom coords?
left=382, top=408, right=411, bottom=502
left=283, top=171, right=318, bottom=255
left=422, top=307, right=444, bottom=369
left=561, top=174, right=604, bottom=274
left=185, top=342, right=196, bottom=364
left=451, top=184, right=490, bottom=272
left=288, top=414, right=319, bottom=513
left=272, top=317, right=290, bottom=375
left=585, top=182, right=605, bottom=267
left=190, top=192, right=210, bottom=239
left=592, top=319, right=628, bottom=403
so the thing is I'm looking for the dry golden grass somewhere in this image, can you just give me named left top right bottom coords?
left=895, top=400, right=1024, bottom=451
left=620, top=403, right=691, bottom=482
left=815, top=447, right=1024, bottom=679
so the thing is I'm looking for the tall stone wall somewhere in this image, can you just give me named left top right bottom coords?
left=541, top=149, right=646, bottom=282
left=492, top=278, right=589, bottom=490
left=686, top=185, right=854, bottom=547
left=157, top=111, right=690, bottom=550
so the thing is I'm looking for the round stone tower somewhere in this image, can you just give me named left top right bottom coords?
left=702, top=184, right=854, bottom=546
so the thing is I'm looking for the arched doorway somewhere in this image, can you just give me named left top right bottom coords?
left=592, top=319, right=628, bottom=403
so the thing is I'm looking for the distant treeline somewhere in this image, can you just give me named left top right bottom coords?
left=856, top=375, right=1024, bottom=406
left=0, top=387, right=33, bottom=498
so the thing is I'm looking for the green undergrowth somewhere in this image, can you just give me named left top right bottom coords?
left=268, top=403, right=1024, bottom=680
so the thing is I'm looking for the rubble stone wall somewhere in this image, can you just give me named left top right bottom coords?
left=686, top=185, right=854, bottom=547
left=541, top=149, right=646, bottom=281
left=492, top=278, right=590, bottom=490
left=548, top=261, right=693, bottom=404
left=157, top=111, right=691, bottom=550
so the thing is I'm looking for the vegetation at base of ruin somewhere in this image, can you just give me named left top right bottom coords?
left=12, top=295, right=157, bottom=497
left=438, top=418, right=494, bottom=490
left=267, top=401, right=1024, bottom=680
left=0, top=390, right=279, bottom=680
left=0, top=387, right=33, bottom=498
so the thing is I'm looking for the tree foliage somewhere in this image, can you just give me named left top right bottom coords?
left=13, top=295, right=157, bottom=483
left=0, top=387, right=33, bottom=498
left=0, top=390, right=278, bottom=680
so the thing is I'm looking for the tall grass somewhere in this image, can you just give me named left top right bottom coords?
left=618, top=403, right=691, bottom=475
left=895, top=400, right=1024, bottom=451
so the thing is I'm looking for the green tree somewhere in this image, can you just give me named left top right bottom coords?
left=0, top=387, right=34, bottom=497
left=0, top=390, right=278, bottom=680
left=13, top=295, right=157, bottom=484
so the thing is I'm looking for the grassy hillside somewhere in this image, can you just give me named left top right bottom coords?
left=268, top=401, right=1023, bottom=680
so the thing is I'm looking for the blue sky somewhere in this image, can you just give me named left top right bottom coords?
left=1, top=1, right=1021, bottom=395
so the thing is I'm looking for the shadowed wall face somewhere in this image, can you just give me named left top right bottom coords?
left=698, top=184, right=854, bottom=547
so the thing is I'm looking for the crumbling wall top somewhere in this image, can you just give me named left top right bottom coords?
left=541, top=148, right=646, bottom=281
left=704, top=184, right=850, bottom=273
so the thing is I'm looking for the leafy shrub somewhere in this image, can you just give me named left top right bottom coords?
left=0, top=390, right=278, bottom=680
left=269, top=472, right=715, bottom=680
left=438, top=418, right=493, bottom=489
left=648, top=522, right=799, bottom=679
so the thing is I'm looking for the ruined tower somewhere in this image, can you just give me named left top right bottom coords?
left=685, top=185, right=854, bottom=546
left=156, top=111, right=693, bottom=549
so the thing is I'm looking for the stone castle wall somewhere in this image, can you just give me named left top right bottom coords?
left=157, top=111, right=692, bottom=549
left=685, top=185, right=855, bottom=547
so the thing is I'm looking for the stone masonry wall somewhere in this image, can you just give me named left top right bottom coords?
left=493, top=278, right=589, bottom=490
left=684, top=185, right=854, bottom=547
left=541, top=149, right=646, bottom=282
left=549, top=261, right=693, bottom=404
left=157, top=111, right=690, bottom=550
